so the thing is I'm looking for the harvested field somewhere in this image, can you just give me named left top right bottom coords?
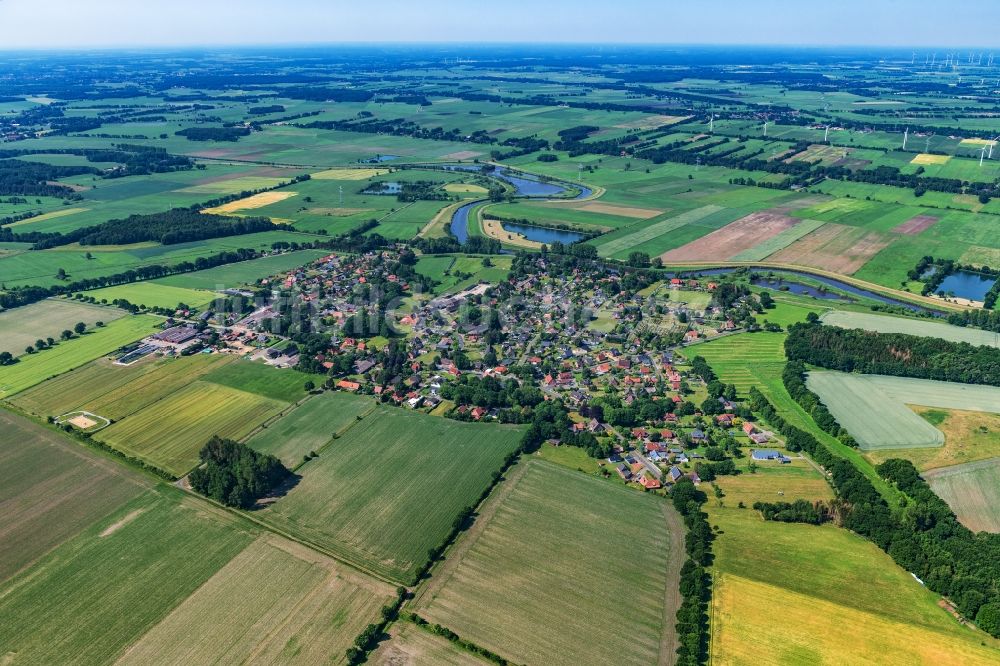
left=822, top=310, right=1000, bottom=347
left=546, top=200, right=663, bottom=219
left=176, top=177, right=287, bottom=194
left=866, top=408, right=1000, bottom=471
left=960, top=138, right=997, bottom=146
left=311, top=168, right=389, bottom=180
left=413, top=460, right=682, bottom=666
left=924, top=458, right=1000, bottom=533
left=597, top=204, right=724, bottom=257
left=806, top=372, right=1000, bottom=451
left=96, top=380, right=287, bottom=476
left=0, top=298, right=125, bottom=358
left=0, top=409, right=148, bottom=583
left=0, top=493, right=253, bottom=665
left=443, top=183, right=487, bottom=194
left=441, top=150, right=483, bottom=160
left=257, top=406, right=524, bottom=584
left=660, top=211, right=800, bottom=262
left=201, top=191, right=297, bottom=214
left=116, top=535, right=394, bottom=665
left=892, top=214, right=939, bottom=235
left=730, top=218, right=825, bottom=261
left=370, top=622, right=491, bottom=665
left=615, top=114, right=687, bottom=130
left=767, top=223, right=891, bottom=274
left=6, top=207, right=88, bottom=228
left=911, top=153, right=951, bottom=165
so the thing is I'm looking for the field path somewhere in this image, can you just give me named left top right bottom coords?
left=658, top=502, right=685, bottom=666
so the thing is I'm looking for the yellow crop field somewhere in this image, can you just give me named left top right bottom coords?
left=960, top=138, right=997, bottom=146
left=443, top=183, right=488, bottom=194
left=911, top=153, right=951, bottom=165
left=311, top=168, right=389, bottom=180
left=202, top=191, right=297, bottom=214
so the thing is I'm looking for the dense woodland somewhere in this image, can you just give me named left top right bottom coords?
left=188, top=436, right=291, bottom=508
left=785, top=322, right=1000, bottom=386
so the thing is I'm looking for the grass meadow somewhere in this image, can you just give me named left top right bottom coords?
left=154, top=249, right=327, bottom=290
left=413, top=460, right=681, bottom=666
left=86, top=282, right=216, bottom=310
left=822, top=310, right=1000, bottom=348
left=0, top=314, right=160, bottom=399
left=0, top=298, right=125, bottom=358
left=0, top=409, right=149, bottom=583
left=247, top=391, right=376, bottom=467
left=708, top=509, right=999, bottom=664
left=258, top=406, right=525, bottom=583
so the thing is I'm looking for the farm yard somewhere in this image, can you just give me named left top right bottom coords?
left=0, top=298, right=125, bottom=358
left=807, top=372, right=1000, bottom=451
left=257, top=406, right=525, bottom=584
left=925, top=459, right=1000, bottom=534
left=412, top=460, right=683, bottom=666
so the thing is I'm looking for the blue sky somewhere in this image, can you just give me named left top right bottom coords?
left=0, top=0, right=997, bottom=49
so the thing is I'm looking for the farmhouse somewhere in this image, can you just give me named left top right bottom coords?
left=751, top=448, right=791, bottom=463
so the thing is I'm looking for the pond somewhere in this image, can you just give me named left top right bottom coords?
left=935, top=270, right=997, bottom=301
left=501, top=222, right=585, bottom=245
left=361, top=181, right=401, bottom=195
left=362, top=154, right=399, bottom=163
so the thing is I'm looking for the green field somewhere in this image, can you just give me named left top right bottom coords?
left=0, top=409, right=149, bottom=583
left=86, top=282, right=217, bottom=310
left=822, top=310, right=1000, bottom=347
left=925, top=459, right=1000, bottom=534
left=0, top=298, right=125, bottom=357
left=200, top=359, right=313, bottom=403
left=709, top=509, right=999, bottom=665
left=116, top=534, right=394, bottom=665
left=413, top=460, right=681, bottom=666
left=0, top=492, right=255, bottom=664
left=154, top=249, right=328, bottom=290
left=258, top=406, right=525, bottom=583
left=96, top=380, right=288, bottom=476
left=247, top=391, right=376, bottom=467
left=0, top=315, right=160, bottom=398
left=9, top=354, right=232, bottom=421
left=807, top=372, right=1000, bottom=450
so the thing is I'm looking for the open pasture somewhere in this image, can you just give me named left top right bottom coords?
left=595, top=204, right=727, bottom=258
left=0, top=492, right=255, bottom=665
left=708, top=509, right=998, bottom=664
left=96, top=380, right=287, bottom=476
left=822, top=310, right=1000, bottom=348
left=0, top=298, right=124, bottom=358
left=247, top=391, right=375, bottom=467
left=0, top=409, right=149, bottom=583
left=200, top=358, right=313, bottom=403
left=806, top=372, right=1000, bottom=450
left=87, top=282, right=216, bottom=310
left=866, top=407, right=1000, bottom=471
left=116, top=534, right=394, bottom=665
left=413, top=460, right=681, bottom=666
left=713, top=453, right=833, bottom=508
left=924, top=458, right=1000, bottom=534
left=0, top=315, right=160, bottom=399
left=154, top=249, right=327, bottom=290
left=257, top=406, right=524, bottom=583
left=175, top=176, right=288, bottom=195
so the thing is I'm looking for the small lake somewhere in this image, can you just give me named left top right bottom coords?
left=361, top=181, right=401, bottom=195
left=751, top=278, right=851, bottom=301
left=363, top=154, right=399, bottom=163
left=502, top=222, right=585, bottom=245
left=935, top=270, right=997, bottom=301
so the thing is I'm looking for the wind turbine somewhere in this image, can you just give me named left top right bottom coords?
left=824, top=125, right=830, bottom=143
left=989, top=136, right=1000, bottom=159
left=708, top=113, right=715, bottom=133
left=903, top=127, right=909, bottom=150
left=980, top=145, right=988, bottom=167
left=925, top=134, right=934, bottom=153
left=763, top=119, right=769, bottom=137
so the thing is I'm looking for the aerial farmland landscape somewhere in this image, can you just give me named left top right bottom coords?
left=2, top=1, right=1000, bottom=664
